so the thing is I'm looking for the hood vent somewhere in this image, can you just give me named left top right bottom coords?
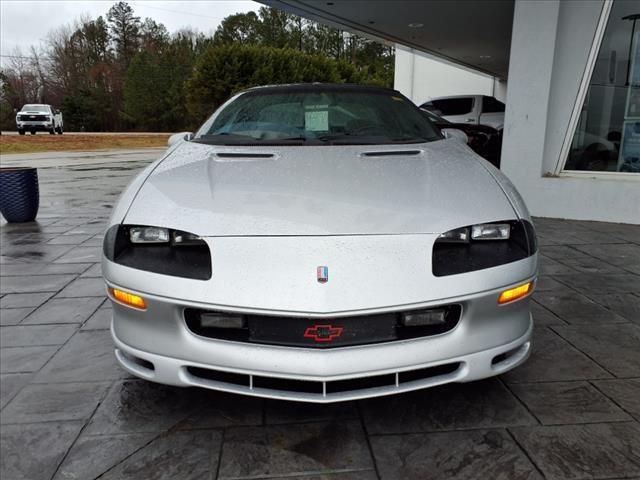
left=215, top=152, right=274, bottom=159
left=362, top=150, right=422, bottom=157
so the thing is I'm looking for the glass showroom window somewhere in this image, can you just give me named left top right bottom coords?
left=564, top=0, right=640, bottom=173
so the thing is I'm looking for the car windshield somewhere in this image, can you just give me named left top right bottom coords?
left=195, top=87, right=442, bottom=145
left=21, top=105, right=49, bottom=112
left=421, top=109, right=450, bottom=125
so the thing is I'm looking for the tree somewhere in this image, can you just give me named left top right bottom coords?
left=122, top=30, right=201, bottom=131
left=107, top=1, right=140, bottom=68
left=256, top=7, right=297, bottom=49
left=214, top=12, right=261, bottom=45
left=46, top=15, right=118, bottom=130
left=186, top=44, right=364, bottom=124
left=19, top=2, right=392, bottom=132
left=0, top=70, right=18, bottom=130
left=140, top=18, right=170, bottom=53
left=122, top=51, right=167, bottom=130
left=211, top=6, right=394, bottom=87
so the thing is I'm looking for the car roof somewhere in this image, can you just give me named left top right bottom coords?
left=427, top=95, right=484, bottom=101
left=242, top=83, right=401, bottom=96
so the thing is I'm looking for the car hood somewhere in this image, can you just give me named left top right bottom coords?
left=123, top=139, right=516, bottom=236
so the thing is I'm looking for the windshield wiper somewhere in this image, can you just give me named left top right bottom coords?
left=314, top=134, right=391, bottom=145
left=315, top=134, right=431, bottom=145
left=195, top=133, right=310, bottom=145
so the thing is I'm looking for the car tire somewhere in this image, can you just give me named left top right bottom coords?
left=30, top=131, right=36, bottom=135
left=18, top=130, right=25, bottom=135
left=49, top=128, right=55, bottom=135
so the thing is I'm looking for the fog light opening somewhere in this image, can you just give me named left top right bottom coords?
left=498, top=282, right=533, bottom=305
left=199, top=312, right=246, bottom=329
left=401, top=308, right=448, bottom=327
left=108, top=287, right=147, bottom=310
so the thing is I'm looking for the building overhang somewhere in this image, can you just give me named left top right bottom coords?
left=262, top=0, right=514, bottom=79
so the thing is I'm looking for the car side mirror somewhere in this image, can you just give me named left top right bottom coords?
left=441, top=128, right=469, bottom=144
left=168, top=132, right=193, bottom=147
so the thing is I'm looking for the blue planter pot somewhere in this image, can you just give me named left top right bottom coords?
left=0, top=168, right=39, bottom=223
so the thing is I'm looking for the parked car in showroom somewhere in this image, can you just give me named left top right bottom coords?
left=16, top=104, right=63, bottom=135
left=421, top=94, right=505, bottom=130
left=103, top=84, right=537, bottom=403
left=421, top=108, right=503, bottom=167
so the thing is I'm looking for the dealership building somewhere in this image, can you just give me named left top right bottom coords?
left=266, top=0, right=639, bottom=224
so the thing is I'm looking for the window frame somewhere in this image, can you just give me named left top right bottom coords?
left=430, top=97, right=475, bottom=116
left=481, top=96, right=505, bottom=113
left=555, top=0, right=640, bottom=178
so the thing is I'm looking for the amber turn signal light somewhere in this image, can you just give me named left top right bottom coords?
left=498, top=282, right=533, bottom=305
left=108, top=287, right=147, bottom=310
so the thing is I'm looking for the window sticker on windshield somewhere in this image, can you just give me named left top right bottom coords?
left=305, top=109, right=329, bottom=131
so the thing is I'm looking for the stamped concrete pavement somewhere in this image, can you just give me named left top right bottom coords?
left=1, top=152, right=639, bottom=480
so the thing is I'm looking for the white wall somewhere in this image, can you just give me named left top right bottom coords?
left=392, top=1, right=638, bottom=224
left=501, top=0, right=639, bottom=224
left=394, top=46, right=503, bottom=105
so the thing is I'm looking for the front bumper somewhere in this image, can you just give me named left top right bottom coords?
left=108, top=279, right=534, bottom=402
left=112, top=320, right=531, bottom=403
left=105, top=233, right=537, bottom=402
left=17, top=122, right=52, bottom=131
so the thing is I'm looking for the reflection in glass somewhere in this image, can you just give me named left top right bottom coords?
left=564, top=0, right=640, bottom=173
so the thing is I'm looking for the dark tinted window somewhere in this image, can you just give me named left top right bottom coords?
left=430, top=98, right=474, bottom=115
left=420, top=109, right=450, bottom=125
left=482, top=96, right=505, bottom=113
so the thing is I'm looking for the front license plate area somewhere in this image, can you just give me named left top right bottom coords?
left=248, top=313, right=398, bottom=348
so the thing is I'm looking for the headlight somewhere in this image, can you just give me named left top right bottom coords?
left=433, top=220, right=537, bottom=276
left=471, top=223, right=510, bottom=240
left=128, top=226, right=204, bottom=246
left=130, top=226, right=170, bottom=243
left=104, top=224, right=211, bottom=280
left=171, top=230, right=203, bottom=245
left=437, top=227, right=469, bottom=243
left=438, top=222, right=510, bottom=243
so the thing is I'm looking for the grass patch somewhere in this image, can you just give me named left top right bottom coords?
left=0, top=134, right=170, bottom=154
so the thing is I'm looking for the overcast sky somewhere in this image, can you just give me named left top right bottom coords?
left=0, top=0, right=259, bottom=66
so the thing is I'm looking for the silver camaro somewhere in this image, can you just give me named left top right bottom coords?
left=103, top=84, right=537, bottom=402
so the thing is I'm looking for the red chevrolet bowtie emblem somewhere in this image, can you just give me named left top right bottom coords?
left=303, top=324, right=344, bottom=342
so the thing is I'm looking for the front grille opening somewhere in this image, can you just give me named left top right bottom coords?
left=398, top=362, right=460, bottom=383
left=184, top=304, right=461, bottom=349
left=326, top=374, right=395, bottom=394
left=187, top=366, right=249, bottom=387
left=121, top=351, right=155, bottom=372
left=492, top=345, right=523, bottom=366
left=186, top=361, right=462, bottom=398
left=253, top=376, right=323, bottom=394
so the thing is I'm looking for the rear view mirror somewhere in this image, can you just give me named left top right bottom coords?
left=441, top=128, right=469, bottom=144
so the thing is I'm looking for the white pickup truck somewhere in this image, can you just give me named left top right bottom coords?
left=420, top=95, right=505, bottom=131
left=16, top=104, right=64, bottom=135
